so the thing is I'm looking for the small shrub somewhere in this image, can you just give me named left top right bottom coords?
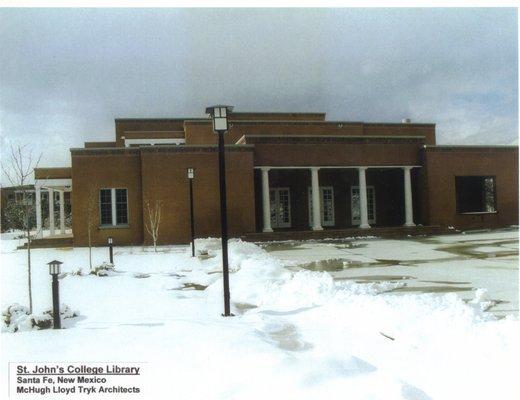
left=32, top=314, right=53, bottom=329
left=44, top=304, right=80, bottom=320
left=2, top=304, right=56, bottom=332
left=70, top=268, right=85, bottom=276
left=90, top=262, right=116, bottom=277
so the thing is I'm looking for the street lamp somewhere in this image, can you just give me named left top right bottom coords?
left=47, top=260, right=63, bottom=329
left=107, top=237, right=114, bottom=264
left=205, top=105, right=234, bottom=317
left=187, top=168, right=196, bottom=257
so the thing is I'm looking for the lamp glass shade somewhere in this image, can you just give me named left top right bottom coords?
left=108, top=237, right=113, bottom=245
left=187, top=168, right=194, bottom=179
left=213, top=117, right=228, bottom=132
left=48, top=261, right=62, bottom=275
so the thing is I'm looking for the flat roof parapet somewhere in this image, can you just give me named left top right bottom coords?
left=423, top=145, right=518, bottom=152
left=34, top=167, right=72, bottom=179
left=71, top=145, right=254, bottom=156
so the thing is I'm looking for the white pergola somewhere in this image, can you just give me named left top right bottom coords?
left=256, top=165, right=418, bottom=232
left=34, top=178, right=72, bottom=238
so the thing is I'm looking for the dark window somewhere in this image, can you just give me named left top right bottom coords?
left=115, top=189, right=128, bottom=224
left=99, top=189, right=112, bottom=225
left=455, top=176, right=496, bottom=213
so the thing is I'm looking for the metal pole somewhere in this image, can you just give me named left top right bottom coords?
left=189, top=177, right=195, bottom=257
left=109, top=241, right=114, bottom=264
left=217, top=131, right=231, bottom=316
left=52, top=274, right=61, bottom=329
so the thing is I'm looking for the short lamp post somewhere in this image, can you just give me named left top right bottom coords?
left=187, top=168, right=196, bottom=257
left=108, top=237, right=114, bottom=264
left=205, top=105, right=233, bottom=317
left=47, top=260, right=63, bottom=329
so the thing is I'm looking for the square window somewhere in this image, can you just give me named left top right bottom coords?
left=455, top=176, right=496, bottom=213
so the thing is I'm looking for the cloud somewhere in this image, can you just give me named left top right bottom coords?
left=0, top=8, right=517, bottom=182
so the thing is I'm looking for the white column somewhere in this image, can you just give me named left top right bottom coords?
left=261, top=168, right=273, bottom=232
left=358, top=167, right=370, bottom=229
left=59, top=190, right=65, bottom=234
left=403, top=167, right=415, bottom=227
left=111, top=188, right=117, bottom=226
left=35, top=185, right=43, bottom=238
left=311, top=167, right=323, bottom=231
left=48, top=188, right=55, bottom=235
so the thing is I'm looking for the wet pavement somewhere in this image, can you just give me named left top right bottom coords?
left=260, top=228, right=519, bottom=317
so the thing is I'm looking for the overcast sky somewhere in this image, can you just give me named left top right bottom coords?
left=0, top=8, right=517, bottom=180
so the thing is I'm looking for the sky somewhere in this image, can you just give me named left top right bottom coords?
left=0, top=8, right=518, bottom=179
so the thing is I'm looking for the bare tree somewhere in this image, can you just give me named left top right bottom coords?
left=1, top=144, right=42, bottom=314
left=144, top=199, right=162, bottom=252
left=85, top=188, right=97, bottom=270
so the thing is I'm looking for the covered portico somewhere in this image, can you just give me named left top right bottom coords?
left=255, top=165, right=419, bottom=233
left=34, top=168, right=72, bottom=239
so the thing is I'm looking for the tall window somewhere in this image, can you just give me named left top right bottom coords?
left=100, top=188, right=128, bottom=226
left=308, top=186, right=335, bottom=227
left=351, top=186, right=376, bottom=225
left=455, top=176, right=496, bottom=213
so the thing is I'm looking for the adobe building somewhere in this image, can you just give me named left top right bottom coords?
left=30, top=110, right=518, bottom=247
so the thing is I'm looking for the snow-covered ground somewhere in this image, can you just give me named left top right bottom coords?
left=1, top=229, right=519, bottom=399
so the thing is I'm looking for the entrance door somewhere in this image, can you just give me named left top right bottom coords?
left=351, top=186, right=376, bottom=225
left=270, top=188, right=291, bottom=228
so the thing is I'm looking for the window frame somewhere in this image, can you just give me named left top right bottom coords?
left=269, top=187, right=291, bottom=228
left=308, top=186, right=335, bottom=227
left=99, top=188, right=129, bottom=227
left=455, top=176, right=497, bottom=215
left=350, top=185, right=376, bottom=225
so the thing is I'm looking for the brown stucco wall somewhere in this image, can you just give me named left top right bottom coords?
left=184, top=121, right=435, bottom=146
left=423, top=146, right=518, bottom=229
left=71, top=146, right=256, bottom=246
left=140, top=146, right=256, bottom=244
left=115, top=119, right=188, bottom=147
left=251, top=141, right=423, bottom=167
left=34, top=167, right=72, bottom=179
left=71, top=149, right=143, bottom=246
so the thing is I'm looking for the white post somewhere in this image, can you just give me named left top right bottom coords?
left=35, top=185, right=43, bottom=238
left=111, top=188, right=117, bottom=226
left=403, top=167, right=415, bottom=227
left=358, top=167, right=370, bottom=229
left=311, top=167, right=323, bottom=231
left=261, top=168, right=273, bottom=232
left=59, top=190, right=65, bottom=234
left=48, top=188, right=55, bottom=236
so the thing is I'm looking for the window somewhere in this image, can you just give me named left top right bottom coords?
left=351, top=186, right=376, bottom=225
left=100, top=189, right=113, bottom=225
left=455, top=176, right=496, bottom=213
left=308, top=186, right=335, bottom=227
left=269, top=188, right=291, bottom=228
left=99, top=188, right=128, bottom=226
left=115, top=189, right=128, bottom=224
left=14, top=191, right=35, bottom=205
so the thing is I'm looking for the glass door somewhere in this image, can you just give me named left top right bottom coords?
left=351, top=186, right=376, bottom=225
left=269, top=188, right=291, bottom=228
